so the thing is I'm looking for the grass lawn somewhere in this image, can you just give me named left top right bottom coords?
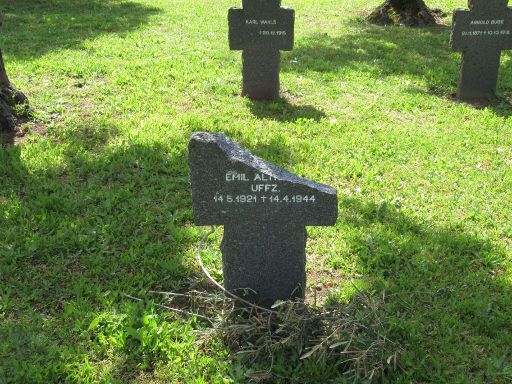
left=1, top=0, right=512, bottom=382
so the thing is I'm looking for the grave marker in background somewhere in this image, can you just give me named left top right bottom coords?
left=189, top=132, right=338, bottom=307
left=229, top=0, right=294, bottom=100
left=450, top=0, right=512, bottom=101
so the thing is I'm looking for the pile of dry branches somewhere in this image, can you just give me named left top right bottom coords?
left=129, top=228, right=402, bottom=382
left=144, top=288, right=401, bottom=383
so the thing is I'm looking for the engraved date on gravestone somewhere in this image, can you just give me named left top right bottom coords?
left=245, top=18, right=287, bottom=37
left=459, top=19, right=510, bottom=37
left=213, top=171, right=316, bottom=205
left=451, top=2, right=512, bottom=50
left=229, top=0, right=294, bottom=51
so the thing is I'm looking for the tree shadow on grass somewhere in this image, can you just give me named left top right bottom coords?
left=283, top=20, right=512, bottom=116
left=334, top=197, right=512, bottom=382
left=248, top=97, right=326, bottom=123
left=282, top=23, right=456, bottom=90
left=0, top=0, right=162, bottom=60
left=0, top=128, right=205, bottom=381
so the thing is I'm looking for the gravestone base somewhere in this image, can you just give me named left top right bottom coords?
left=222, top=221, right=306, bottom=307
left=242, top=49, right=280, bottom=100
left=458, top=48, right=501, bottom=101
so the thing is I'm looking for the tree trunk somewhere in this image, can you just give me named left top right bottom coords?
left=367, top=0, right=442, bottom=27
left=0, top=49, right=29, bottom=132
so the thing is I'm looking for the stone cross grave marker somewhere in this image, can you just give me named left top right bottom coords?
left=450, top=0, right=512, bottom=100
left=189, top=132, right=338, bottom=308
left=229, top=0, right=294, bottom=100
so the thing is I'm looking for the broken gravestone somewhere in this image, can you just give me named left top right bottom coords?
left=229, top=0, right=294, bottom=100
left=189, top=132, right=338, bottom=307
left=451, top=0, right=512, bottom=101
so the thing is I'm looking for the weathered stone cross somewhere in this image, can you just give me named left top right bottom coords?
left=189, top=133, right=338, bottom=308
left=451, top=0, right=512, bottom=100
left=229, top=0, right=294, bottom=100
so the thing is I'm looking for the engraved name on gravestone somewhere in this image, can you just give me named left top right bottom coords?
left=450, top=0, right=512, bottom=100
left=189, top=132, right=337, bottom=307
left=229, top=0, right=294, bottom=100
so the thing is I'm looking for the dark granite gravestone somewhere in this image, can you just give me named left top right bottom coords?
left=229, top=0, right=294, bottom=100
left=450, top=0, right=512, bottom=101
left=189, top=132, right=337, bottom=307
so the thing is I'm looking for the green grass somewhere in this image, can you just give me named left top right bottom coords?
left=1, top=0, right=512, bottom=382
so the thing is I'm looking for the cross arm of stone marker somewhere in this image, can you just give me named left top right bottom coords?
left=189, top=132, right=337, bottom=226
left=451, top=0, right=512, bottom=51
left=228, top=0, right=294, bottom=51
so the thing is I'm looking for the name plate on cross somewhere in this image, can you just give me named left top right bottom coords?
left=189, top=132, right=338, bottom=307
left=450, top=0, right=512, bottom=100
left=229, top=0, right=295, bottom=100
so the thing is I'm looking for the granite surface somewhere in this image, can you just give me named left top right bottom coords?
left=451, top=0, right=512, bottom=100
left=189, top=132, right=338, bottom=307
left=228, top=0, right=294, bottom=100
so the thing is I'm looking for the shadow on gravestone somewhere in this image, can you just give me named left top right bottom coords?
left=189, top=132, right=338, bottom=308
left=248, top=97, right=326, bottom=122
left=229, top=0, right=295, bottom=101
left=450, top=0, right=512, bottom=102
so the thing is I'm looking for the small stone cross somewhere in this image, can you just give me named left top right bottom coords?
left=229, top=0, right=294, bottom=100
left=189, top=133, right=338, bottom=307
left=451, top=0, right=512, bottom=100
